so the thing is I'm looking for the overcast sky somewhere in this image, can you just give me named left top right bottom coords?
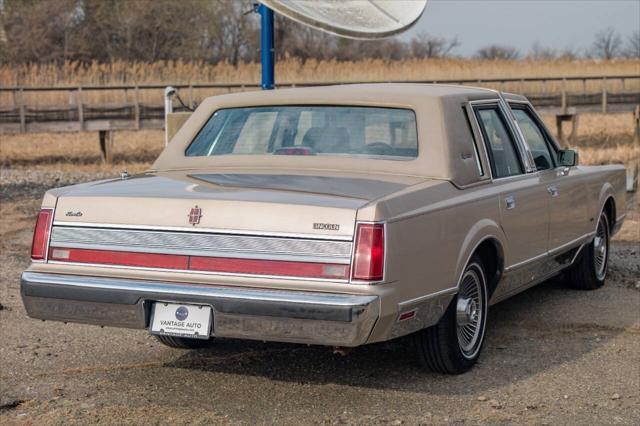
left=401, top=0, right=640, bottom=56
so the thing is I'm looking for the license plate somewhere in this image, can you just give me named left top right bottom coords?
left=150, top=302, right=212, bottom=339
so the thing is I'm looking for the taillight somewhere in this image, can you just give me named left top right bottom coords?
left=351, top=223, right=385, bottom=282
left=47, top=247, right=350, bottom=280
left=31, top=209, right=54, bottom=260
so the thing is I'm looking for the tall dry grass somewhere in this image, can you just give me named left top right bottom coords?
left=3, top=58, right=640, bottom=86
left=1, top=58, right=639, bottom=107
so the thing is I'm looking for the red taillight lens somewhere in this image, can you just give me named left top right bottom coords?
left=191, top=256, right=349, bottom=279
left=49, top=248, right=189, bottom=269
left=47, top=247, right=349, bottom=280
left=31, top=209, right=54, bottom=260
left=352, top=223, right=385, bottom=282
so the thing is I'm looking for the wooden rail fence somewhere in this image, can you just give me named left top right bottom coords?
left=1, top=75, right=639, bottom=162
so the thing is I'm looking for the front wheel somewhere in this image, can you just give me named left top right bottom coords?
left=413, top=255, right=488, bottom=374
left=565, top=211, right=610, bottom=290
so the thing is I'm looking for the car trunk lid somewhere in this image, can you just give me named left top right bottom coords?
left=52, top=171, right=419, bottom=238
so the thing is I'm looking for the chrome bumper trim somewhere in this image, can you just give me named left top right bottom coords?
left=21, top=272, right=379, bottom=347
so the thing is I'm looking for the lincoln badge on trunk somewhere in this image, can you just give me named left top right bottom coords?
left=188, top=206, right=203, bottom=226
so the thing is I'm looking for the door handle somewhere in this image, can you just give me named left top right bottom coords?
left=505, top=196, right=516, bottom=210
left=547, top=186, right=559, bottom=197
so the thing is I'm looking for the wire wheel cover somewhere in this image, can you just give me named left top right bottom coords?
left=456, top=267, right=485, bottom=358
left=593, top=215, right=608, bottom=280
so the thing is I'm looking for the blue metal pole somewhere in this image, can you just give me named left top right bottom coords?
left=259, top=4, right=275, bottom=90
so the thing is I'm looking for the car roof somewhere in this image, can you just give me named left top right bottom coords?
left=154, top=83, right=511, bottom=185
left=204, top=83, right=500, bottom=106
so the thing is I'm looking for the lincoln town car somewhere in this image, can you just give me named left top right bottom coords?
left=21, top=84, right=626, bottom=374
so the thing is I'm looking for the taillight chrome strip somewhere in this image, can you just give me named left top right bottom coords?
left=50, top=226, right=352, bottom=265
left=52, top=221, right=353, bottom=241
left=48, top=247, right=350, bottom=280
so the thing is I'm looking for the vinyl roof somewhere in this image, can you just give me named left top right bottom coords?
left=205, top=83, right=499, bottom=106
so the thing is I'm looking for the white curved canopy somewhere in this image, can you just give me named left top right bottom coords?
left=259, top=0, right=428, bottom=39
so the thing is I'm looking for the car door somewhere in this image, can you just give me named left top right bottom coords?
left=509, top=103, right=590, bottom=252
left=472, top=103, right=549, bottom=274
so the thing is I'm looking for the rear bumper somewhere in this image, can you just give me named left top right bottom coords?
left=21, top=272, right=379, bottom=347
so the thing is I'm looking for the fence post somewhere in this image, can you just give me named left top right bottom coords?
left=601, top=77, right=607, bottom=113
left=561, top=78, right=567, bottom=114
left=99, top=130, right=114, bottom=164
left=188, top=84, right=194, bottom=109
left=627, top=106, right=640, bottom=192
left=134, top=86, right=140, bottom=130
left=18, top=88, right=26, bottom=133
left=77, top=87, right=84, bottom=130
left=11, top=89, right=18, bottom=109
left=634, top=105, right=639, bottom=145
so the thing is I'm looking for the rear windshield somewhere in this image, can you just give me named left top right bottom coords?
left=185, top=106, right=418, bottom=159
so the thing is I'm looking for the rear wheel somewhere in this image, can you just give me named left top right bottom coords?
left=414, top=255, right=488, bottom=374
left=565, top=212, right=609, bottom=290
left=155, top=335, right=212, bottom=349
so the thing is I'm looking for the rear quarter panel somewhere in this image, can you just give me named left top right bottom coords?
left=581, top=164, right=627, bottom=228
left=360, top=180, right=506, bottom=340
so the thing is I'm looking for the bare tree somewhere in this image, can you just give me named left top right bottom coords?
left=528, top=42, right=557, bottom=60
left=275, top=17, right=336, bottom=63
left=13, top=1, right=640, bottom=66
left=558, top=46, right=580, bottom=61
left=410, top=32, right=460, bottom=58
left=590, top=27, right=623, bottom=59
left=474, top=44, right=520, bottom=60
left=1, top=0, right=81, bottom=63
left=622, top=31, right=640, bottom=59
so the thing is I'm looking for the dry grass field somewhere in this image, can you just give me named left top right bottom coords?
left=541, top=113, right=639, bottom=167
left=1, top=58, right=639, bottom=107
left=1, top=113, right=636, bottom=171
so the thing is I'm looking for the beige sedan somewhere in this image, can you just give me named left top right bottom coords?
left=21, top=84, right=626, bottom=374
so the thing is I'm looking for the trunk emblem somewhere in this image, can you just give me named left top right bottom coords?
left=188, top=206, right=203, bottom=226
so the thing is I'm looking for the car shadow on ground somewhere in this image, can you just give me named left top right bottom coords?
left=164, top=276, right=633, bottom=395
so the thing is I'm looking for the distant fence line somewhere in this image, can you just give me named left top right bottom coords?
left=2, top=74, right=640, bottom=91
left=0, top=74, right=639, bottom=136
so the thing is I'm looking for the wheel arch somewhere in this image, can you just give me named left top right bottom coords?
left=455, top=220, right=506, bottom=298
left=595, top=182, right=616, bottom=230
left=602, top=196, right=616, bottom=233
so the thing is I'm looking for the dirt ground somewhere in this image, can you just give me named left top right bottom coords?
left=1, top=166, right=639, bottom=425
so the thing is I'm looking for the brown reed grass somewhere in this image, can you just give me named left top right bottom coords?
left=1, top=58, right=639, bottom=107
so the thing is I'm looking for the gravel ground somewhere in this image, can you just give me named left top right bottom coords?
left=1, top=169, right=639, bottom=425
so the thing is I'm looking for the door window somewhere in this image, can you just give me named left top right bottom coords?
left=474, top=106, right=523, bottom=178
left=511, top=107, right=557, bottom=170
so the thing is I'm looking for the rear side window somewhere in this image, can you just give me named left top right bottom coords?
left=474, top=106, right=523, bottom=178
left=511, top=107, right=557, bottom=170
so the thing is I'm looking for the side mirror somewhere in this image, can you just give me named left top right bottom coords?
left=558, top=149, right=578, bottom=167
